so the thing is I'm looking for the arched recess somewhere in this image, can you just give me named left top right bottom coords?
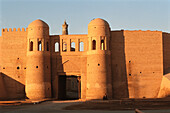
left=63, top=42, right=67, bottom=52
left=47, top=42, right=49, bottom=51
left=55, top=42, right=59, bottom=52
left=79, top=42, right=84, bottom=51
left=101, top=40, right=105, bottom=50
left=92, top=40, right=96, bottom=50
left=30, top=41, right=33, bottom=51
left=38, top=41, right=42, bottom=51
left=71, top=42, right=75, bottom=51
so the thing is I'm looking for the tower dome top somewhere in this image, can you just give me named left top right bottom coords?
left=28, top=19, right=49, bottom=28
left=88, top=18, right=109, bottom=27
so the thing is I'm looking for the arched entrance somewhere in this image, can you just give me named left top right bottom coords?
left=58, top=75, right=81, bottom=100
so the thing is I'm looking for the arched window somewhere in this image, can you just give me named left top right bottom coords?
left=30, top=41, right=33, bottom=51
left=47, top=42, right=49, bottom=51
left=101, top=40, right=105, bottom=50
left=63, top=42, right=67, bottom=52
left=38, top=41, right=42, bottom=51
left=79, top=42, right=84, bottom=51
left=71, top=42, right=75, bottom=51
left=55, top=42, right=59, bottom=52
left=92, top=40, right=96, bottom=50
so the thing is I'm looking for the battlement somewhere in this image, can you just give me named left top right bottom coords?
left=2, top=28, right=28, bottom=33
left=124, top=30, right=162, bottom=33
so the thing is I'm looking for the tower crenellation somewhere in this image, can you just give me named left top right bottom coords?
left=2, top=28, right=27, bottom=32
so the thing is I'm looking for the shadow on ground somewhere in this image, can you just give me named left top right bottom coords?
left=64, top=98, right=170, bottom=111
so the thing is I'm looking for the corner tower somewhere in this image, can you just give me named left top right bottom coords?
left=25, top=19, right=51, bottom=99
left=86, top=18, right=112, bottom=99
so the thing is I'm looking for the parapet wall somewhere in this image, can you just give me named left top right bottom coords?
left=0, top=27, right=27, bottom=100
left=2, top=28, right=27, bottom=32
left=1, top=28, right=28, bottom=37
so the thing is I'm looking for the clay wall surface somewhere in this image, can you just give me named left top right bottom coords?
left=50, top=35, right=88, bottom=99
left=0, top=72, right=7, bottom=100
left=0, top=28, right=27, bottom=99
left=163, top=32, right=170, bottom=74
left=124, top=30, right=163, bottom=98
left=110, top=31, right=129, bottom=99
left=0, top=18, right=169, bottom=100
left=86, top=51, right=112, bottom=99
left=26, top=52, right=51, bottom=99
left=86, top=18, right=112, bottom=100
left=158, top=74, right=170, bottom=98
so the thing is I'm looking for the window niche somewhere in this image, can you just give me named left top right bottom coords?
left=46, top=42, right=49, bottom=51
left=101, top=40, right=105, bottom=50
left=79, top=42, right=84, bottom=51
left=71, top=42, right=75, bottom=51
left=38, top=41, right=42, bottom=51
left=63, top=42, right=67, bottom=52
left=55, top=42, right=59, bottom=52
left=30, top=41, right=33, bottom=51
left=92, top=40, right=96, bottom=50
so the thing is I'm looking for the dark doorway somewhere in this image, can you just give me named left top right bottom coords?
left=58, top=75, right=81, bottom=100
left=58, top=76, right=66, bottom=100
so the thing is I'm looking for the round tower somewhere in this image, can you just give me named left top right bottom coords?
left=25, top=19, right=51, bottom=99
left=86, top=18, right=112, bottom=99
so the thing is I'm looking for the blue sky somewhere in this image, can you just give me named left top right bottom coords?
left=0, top=0, right=170, bottom=36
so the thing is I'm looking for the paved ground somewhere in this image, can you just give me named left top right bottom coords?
left=0, top=100, right=170, bottom=113
left=0, top=100, right=132, bottom=113
left=65, top=99, right=170, bottom=110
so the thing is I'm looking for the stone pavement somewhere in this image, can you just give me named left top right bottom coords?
left=0, top=100, right=170, bottom=113
left=0, top=100, right=133, bottom=113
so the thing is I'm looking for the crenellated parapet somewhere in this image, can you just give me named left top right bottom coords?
left=2, top=28, right=28, bottom=33
left=124, top=29, right=162, bottom=33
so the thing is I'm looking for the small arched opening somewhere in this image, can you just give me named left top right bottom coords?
left=71, top=42, right=75, bottom=51
left=47, top=42, right=49, bottom=51
left=38, top=41, right=42, bottom=51
left=63, top=42, right=67, bottom=52
left=92, top=40, right=96, bottom=50
left=79, top=42, right=84, bottom=51
left=55, top=42, right=59, bottom=52
left=30, top=41, right=33, bottom=51
left=101, top=40, right=105, bottom=50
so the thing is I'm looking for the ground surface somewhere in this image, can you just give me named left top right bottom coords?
left=65, top=99, right=170, bottom=110
left=0, top=99, right=170, bottom=113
